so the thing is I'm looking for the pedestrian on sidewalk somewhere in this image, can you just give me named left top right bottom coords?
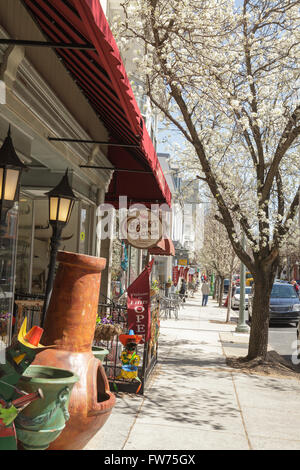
left=291, top=279, right=299, bottom=295
left=179, top=279, right=187, bottom=302
left=201, top=280, right=210, bottom=306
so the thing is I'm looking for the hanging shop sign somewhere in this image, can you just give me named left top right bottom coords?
left=178, top=259, right=188, bottom=266
left=172, top=266, right=179, bottom=287
left=179, top=267, right=185, bottom=278
left=121, top=209, right=163, bottom=249
left=184, top=267, right=189, bottom=281
left=127, top=260, right=154, bottom=343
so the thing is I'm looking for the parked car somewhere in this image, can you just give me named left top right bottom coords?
left=274, top=279, right=290, bottom=284
left=231, top=286, right=252, bottom=310
left=223, top=279, right=230, bottom=294
left=248, top=282, right=300, bottom=325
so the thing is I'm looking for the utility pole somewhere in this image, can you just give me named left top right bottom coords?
left=235, top=231, right=249, bottom=333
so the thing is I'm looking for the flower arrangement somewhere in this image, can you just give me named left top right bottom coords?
left=150, top=279, right=159, bottom=297
left=94, top=315, right=123, bottom=342
left=0, top=312, right=11, bottom=338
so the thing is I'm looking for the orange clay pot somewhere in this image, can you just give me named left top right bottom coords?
left=33, top=251, right=115, bottom=450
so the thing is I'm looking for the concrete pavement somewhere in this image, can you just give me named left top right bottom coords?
left=84, top=292, right=300, bottom=451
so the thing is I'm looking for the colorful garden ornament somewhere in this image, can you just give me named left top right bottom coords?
left=0, top=319, right=47, bottom=450
left=117, top=330, right=142, bottom=393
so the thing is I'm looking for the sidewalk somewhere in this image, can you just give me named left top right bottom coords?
left=84, top=293, right=300, bottom=450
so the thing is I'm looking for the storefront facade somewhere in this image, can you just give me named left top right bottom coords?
left=0, top=0, right=172, bottom=347
left=0, top=0, right=114, bottom=342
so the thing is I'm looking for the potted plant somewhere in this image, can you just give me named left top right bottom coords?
left=166, top=278, right=172, bottom=288
left=94, top=315, right=123, bottom=342
left=150, top=280, right=159, bottom=297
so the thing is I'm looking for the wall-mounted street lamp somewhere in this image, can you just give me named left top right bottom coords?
left=41, top=169, right=76, bottom=325
left=0, top=126, right=27, bottom=229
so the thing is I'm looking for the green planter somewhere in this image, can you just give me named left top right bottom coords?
left=15, top=365, right=79, bottom=450
left=92, top=346, right=109, bottom=362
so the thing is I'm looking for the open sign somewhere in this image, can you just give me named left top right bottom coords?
left=134, top=305, right=145, bottom=314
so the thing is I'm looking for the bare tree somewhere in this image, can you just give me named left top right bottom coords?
left=199, top=208, right=238, bottom=316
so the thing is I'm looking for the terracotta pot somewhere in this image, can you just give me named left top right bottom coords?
left=33, top=251, right=116, bottom=450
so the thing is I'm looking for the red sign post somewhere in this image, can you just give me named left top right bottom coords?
left=127, top=260, right=154, bottom=344
left=172, top=266, right=179, bottom=286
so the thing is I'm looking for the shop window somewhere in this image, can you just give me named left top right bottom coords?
left=0, top=204, right=18, bottom=346
left=16, top=197, right=34, bottom=293
left=31, top=199, right=50, bottom=294
left=15, top=196, right=91, bottom=296
left=129, top=246, right=139, bottom=285
left=78, top=203, right=91, bottom=255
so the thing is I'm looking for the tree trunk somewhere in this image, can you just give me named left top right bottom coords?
left=226, top=270, right=233, bottom=323
left=247, top=265, right=277, bottom=360
left=213, top=276, right=218, bottom=300
left=219, top=276, right=224, bottom=307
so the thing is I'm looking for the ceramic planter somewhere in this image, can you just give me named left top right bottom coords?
left=34, top=251, right=116, bottom=450
left=92, top=347, right=109, bottom=362
left=15, top=365, right=79, bottom=450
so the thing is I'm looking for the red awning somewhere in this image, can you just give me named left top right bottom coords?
left=21, top=0, right=171, bottom=207
left=148, top=237, right=175, bottom=256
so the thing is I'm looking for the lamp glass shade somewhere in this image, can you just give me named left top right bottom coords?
left=0, top=168, right=2, bottom=199
left=49, top=196, right=72, bottom=224
left=4, top=169, right=19, bottom=200
left=49, top=196, right=59, bottom=221
left=0, top=168, right=20, bottom=201
left=57, top=197, right=71, bottom=223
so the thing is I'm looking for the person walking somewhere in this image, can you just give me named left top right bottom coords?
left=201, top=280, right=210, bottom=306
left=179, top=279, right=187, bottom=302
left=291, top=280, right=299, bottom=295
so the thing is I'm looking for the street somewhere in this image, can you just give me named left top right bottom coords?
left=241, top=305, right=298, bottom=366
left=268, top=323, right=298, bottom=366
left=231, top=297, right=299, bottom=366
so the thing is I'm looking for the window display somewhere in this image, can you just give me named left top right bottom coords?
left=0, top=205, right=18, bottom=346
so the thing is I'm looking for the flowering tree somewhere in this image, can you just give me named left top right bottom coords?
left=117, top=0, right=300, bottom=361
left=277, top=220, right=300, bottom=278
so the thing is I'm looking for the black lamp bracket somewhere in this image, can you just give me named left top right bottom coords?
left=0, top=39, right=96, bottom=50
left=47, top=137, right=140, bottom=148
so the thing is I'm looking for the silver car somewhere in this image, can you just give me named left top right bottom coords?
left=231, top=286, right=252, bottom=310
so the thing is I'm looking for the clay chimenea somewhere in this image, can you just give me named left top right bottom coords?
left=33, top=251, right=116, bottom=450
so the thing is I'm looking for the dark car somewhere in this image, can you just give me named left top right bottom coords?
left=223, top=279, right=230, bottom=294
left=248, top=282, right=300, bottom=325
